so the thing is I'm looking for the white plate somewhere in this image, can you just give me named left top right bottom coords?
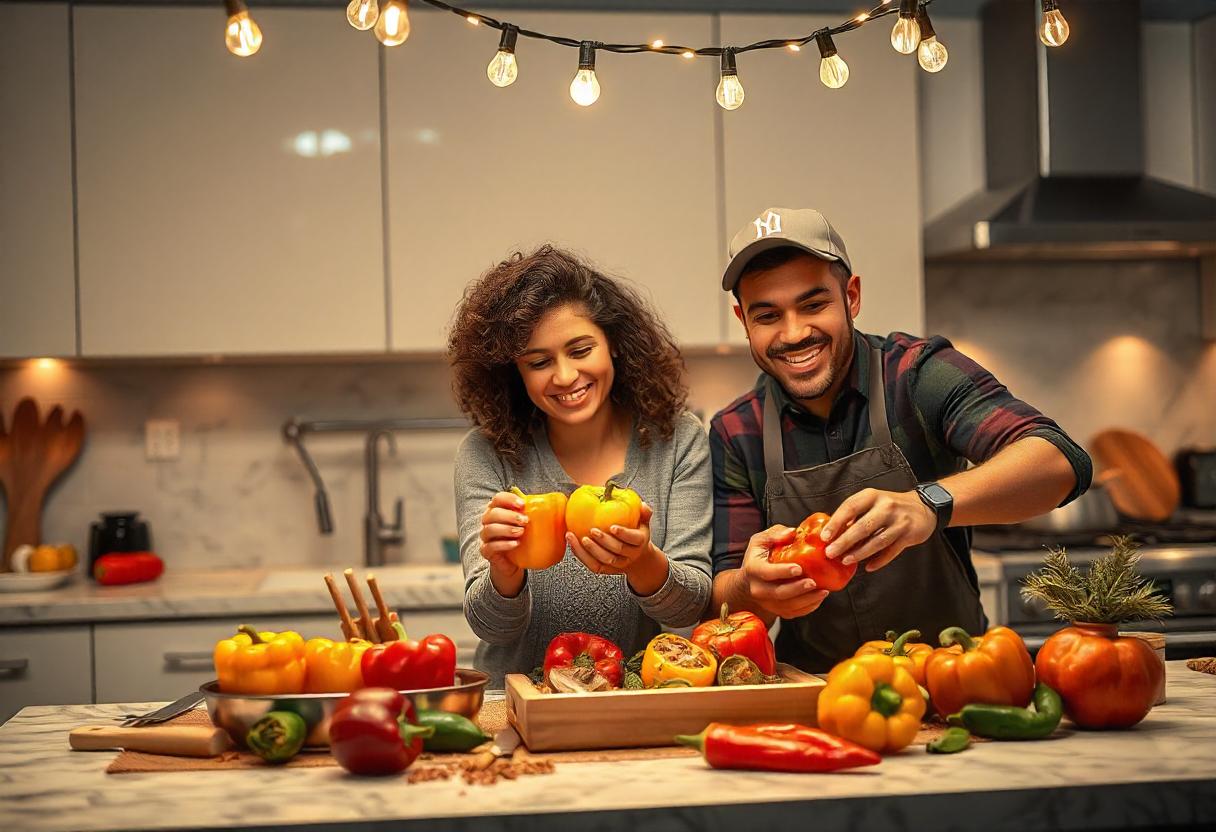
left=0, top=565, right=82, bottom=593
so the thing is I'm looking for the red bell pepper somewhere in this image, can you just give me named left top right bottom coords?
left=769, top=512, right=857, bottom=592
left=328, top=687, right=433, bottom=776
left=691, top=603, right=777, bottom=676
left=93, top=552, right=164, bottom=586
left=361, top=634, right=456, bottom=691
left=543, top=632, right=624, bottom=688
left=676, top=722, right=881, bottom=773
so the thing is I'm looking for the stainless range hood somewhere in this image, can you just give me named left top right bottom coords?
left=924, top=0, right=1216, bottom=261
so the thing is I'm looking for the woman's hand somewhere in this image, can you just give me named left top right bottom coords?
left=479, top=491, right=529, bottom=597
left=567, top=503, right=669, bottom=595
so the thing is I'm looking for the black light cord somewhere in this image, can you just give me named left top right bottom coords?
left=417, top=0, right=939, bottom=60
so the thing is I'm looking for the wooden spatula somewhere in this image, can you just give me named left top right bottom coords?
left=1, top=398, right=87, bottom=569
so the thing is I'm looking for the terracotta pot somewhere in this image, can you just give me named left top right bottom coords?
left=1035, top=622, right=1163, bottom=729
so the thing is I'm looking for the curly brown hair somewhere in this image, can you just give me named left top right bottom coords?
left=447, top=246, right=688, bottom=468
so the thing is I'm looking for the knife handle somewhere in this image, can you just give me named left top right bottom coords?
left=69, top=725, right=233, bottom=757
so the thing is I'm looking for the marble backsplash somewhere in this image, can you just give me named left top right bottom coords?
left=0, top=353, right=760, bottom=569
left=3, top=258, right=1213, bottom=570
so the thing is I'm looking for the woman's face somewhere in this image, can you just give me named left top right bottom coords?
left=515, top=303, right=615, bottom=428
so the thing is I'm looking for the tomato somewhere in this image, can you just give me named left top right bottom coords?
left=769, top=512, right=856, bottom=592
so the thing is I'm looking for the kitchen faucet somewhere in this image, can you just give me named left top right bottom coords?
left=282, top=416, right=467, bottom=566
left=364, top=429, right=404, bottom=567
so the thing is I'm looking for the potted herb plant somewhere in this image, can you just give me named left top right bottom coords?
left=1021, top=537, right=1172, bottom=729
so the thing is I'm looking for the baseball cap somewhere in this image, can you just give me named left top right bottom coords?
left=721, top=207, right=853, bottom=291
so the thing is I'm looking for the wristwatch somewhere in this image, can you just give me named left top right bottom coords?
left=914, top=482, right=953, bottom=532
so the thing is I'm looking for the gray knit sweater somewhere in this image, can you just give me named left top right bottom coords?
left=453, top=411, right=713, bottom=687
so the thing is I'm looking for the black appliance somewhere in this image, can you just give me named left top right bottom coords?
left=1176, top=449, right=1216, bottom=509
left=88, top=511, right=153, bottom=575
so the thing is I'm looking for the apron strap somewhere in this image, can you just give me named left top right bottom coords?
left=762, top=342, right=893, bottom=484
left=867, top=345, right=892, bottom=448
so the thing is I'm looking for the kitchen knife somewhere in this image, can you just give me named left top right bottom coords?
left=69, top=724, right=233, bottom=757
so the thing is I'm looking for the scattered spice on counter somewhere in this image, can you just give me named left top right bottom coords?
left=1187, top=657, right=1216, bottom=675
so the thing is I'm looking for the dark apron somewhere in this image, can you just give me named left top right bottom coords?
left=764, top=345, right=985, bottom=672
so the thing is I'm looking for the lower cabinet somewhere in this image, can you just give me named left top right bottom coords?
left=0, top=625, right=93, bottom=724
left=93, top=610, right=479, bottom=704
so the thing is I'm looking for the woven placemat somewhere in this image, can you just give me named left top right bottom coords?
left=102, top=701, right=962, bottom=774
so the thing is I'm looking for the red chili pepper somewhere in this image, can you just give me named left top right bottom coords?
left=543, top=632, right=624, bottom=688
left=361, top=635, right=456, bottom=691
left=328, top=688, right=433, bottom=776
left=93, top=552, right=164, bottom=586
left=675, top=722, right=881, bottom=773
left=691, top=603, right=777, bottom=676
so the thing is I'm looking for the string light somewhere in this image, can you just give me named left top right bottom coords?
left=915, top=6, right=948, bottom=72
left=651, top=39, right=665, bottom=49
left=466, top=14, right=479, bottom=25
left=682, top=50, right=695, bottom=59
left=569, top=41, right=601, bottom=106
left=815, top=32, right=849, bottom=89
left=374, top=0, right=411, bottom=46
left=1040, top=0, right=1070, bottom=47
left=787, top=42, right=801, bottom=52
left=223, top=0, right=262, bottom=57
left=486, top=25, right=518, bottom=87
left=715, top=49, right=745, bottom=111
left=346, top=0, right=378, bottom=31
left=890, top=0, right=921, bottom=54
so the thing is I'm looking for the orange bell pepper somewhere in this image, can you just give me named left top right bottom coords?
left=641, top=633, right=717, bottom=688
left=854, top=629, right=933, bottom=686
left=303, top=637, right=371, bottom=693
left=816, top=653, right=926, bottom=753
left=213, top=625, right=306, bottom=694
left=565, top=480, right=643, bottom=542
left=924, top=626, right=1035, bottom=717
left=508, top=486, right=568, bottom=570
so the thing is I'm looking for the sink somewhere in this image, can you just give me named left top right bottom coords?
left=258, top=566, right=460, bottom=594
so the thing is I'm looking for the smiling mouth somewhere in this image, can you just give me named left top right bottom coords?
left=552, top=382, right=593, bottom=405
left=775, top=342, right=827, bottom=369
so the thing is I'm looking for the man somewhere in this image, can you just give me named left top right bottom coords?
left=709, top=207, right=1091, bottom=672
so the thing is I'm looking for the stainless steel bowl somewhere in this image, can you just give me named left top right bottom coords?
left=200, top=668, right=489, bottom=748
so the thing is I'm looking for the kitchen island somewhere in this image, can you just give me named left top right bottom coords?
left=1, top=662, right=1212, bottom=832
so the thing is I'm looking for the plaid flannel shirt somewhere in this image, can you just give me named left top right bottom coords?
left=709, top=330, right=1092, bottom=579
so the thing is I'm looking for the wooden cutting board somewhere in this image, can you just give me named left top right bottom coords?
left=70, top=724, right=233, bottom=757
left=1090, top=429, right=1181, bottom=523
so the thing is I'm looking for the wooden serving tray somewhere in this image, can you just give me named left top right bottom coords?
left=505, top=663, right=824, bottom=752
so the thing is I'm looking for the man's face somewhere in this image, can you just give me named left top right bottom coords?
left=733, top=254, right=861, bottom=405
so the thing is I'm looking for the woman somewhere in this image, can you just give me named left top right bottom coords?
left=449, top=246, right=712, bottom=686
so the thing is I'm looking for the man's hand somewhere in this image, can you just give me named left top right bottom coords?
left=821, top=488, right=937, bottom=572
left=740, top=524, right=830, bottom=619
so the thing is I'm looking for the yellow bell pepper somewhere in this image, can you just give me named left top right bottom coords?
left=303, top=637, right=370, bottom=693
left=641, top=633, right=717, bottom=688
left=213, top=625, right=306, bottom=694
left=817, top=653, right=926, bottom=754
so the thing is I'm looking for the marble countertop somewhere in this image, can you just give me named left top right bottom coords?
left=2, top=662, right=1212, bottom=832
left=0, top=565, right=467, bottom=626
left=0, top=555, right=1003, bottom=628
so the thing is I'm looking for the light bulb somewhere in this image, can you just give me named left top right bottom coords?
left=569, top=42, right=600, bottom=106
left=917, top=36, right=948, bottom=72
left=715, top=50, right=744, bottom=111
left=374, top=0, right=410, bottom=47
left=890, top=0, right=921, bottom=54
left=345, top=0, right=378, bottom=31
left=487, top=26, right=519, bottom=87
left=815, top=32, right=848, bottom=89
left=915, top=9, right=947, bottom=72
left=1040, top=2, right=1070, bottom=47
left=224, top=4, right=262, bottom=57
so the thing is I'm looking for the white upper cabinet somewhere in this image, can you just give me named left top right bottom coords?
left=73, top=7, right=385, bottom=356
left=384, top=9, right=722, bottom=351
left=719, top=14, right=925, bottom=344
left=0, top=3, right=77, bottom=359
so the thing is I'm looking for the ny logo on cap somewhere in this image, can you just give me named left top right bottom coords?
left=753, top=210, right=782, bottom=239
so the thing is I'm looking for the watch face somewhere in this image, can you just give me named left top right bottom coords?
left=921, top=483, right=952, bottom=506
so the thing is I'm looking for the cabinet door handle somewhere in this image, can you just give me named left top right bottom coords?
left=0, top=658, right=30, bottom=678
left=163, top=651, right=215, bottom=671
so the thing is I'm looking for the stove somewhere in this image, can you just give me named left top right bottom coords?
left=973, top=519, right=1216, bottom=660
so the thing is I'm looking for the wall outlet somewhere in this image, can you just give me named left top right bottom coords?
left=145, top=419, right=181, bottom=461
